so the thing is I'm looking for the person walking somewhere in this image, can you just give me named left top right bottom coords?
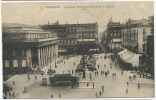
left=98, top=65, right=99, bottom=69
left=87, top=82, right=89, bottom=87
left=41, top=73, right=43, bottom=77
left=59, top=93, right=61, bottom=98
left=99, top=91, right=101, bottom=97
left=51, top=95, right=53, bottom=98
left=127, top=82, right=129, bottom=86
left=93, top=83, right=94, bottom=88
left=13, top=81, right=15, bottom=85
left=126, top=89, right=128, bottom=94
left=72, top=70, right=74, bottom=74
left=102, top=86, right=104, bottom=92
left=28, top=76, right=30, bottom=81
left=138, top=83, right=140, bottom=89
left=35, top=75, right=37, bottom=80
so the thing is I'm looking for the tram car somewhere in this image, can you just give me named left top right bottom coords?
left=49, top=74, right=78, bottom=85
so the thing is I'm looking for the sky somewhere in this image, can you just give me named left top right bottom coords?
left=2, top=1, right=154, bottom=32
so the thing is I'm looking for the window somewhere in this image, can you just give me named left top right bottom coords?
left=143, top=44, right=146, bottom=51
left=13, top=60, right=18, bottom=67
left=22, top=60, right=26, bottom=67
left=5, top=60, right=9, bottom=67
left=143, top=28, right=146, bottom=34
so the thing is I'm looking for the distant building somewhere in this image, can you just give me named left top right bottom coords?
left=105, top=18, right=123, bottom=53
left=41, top=22, right=99, bottom=54
left=3, top=25, right=58, bottom=74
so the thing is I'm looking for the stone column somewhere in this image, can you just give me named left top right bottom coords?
left=38, top=48, right=41, bottom=69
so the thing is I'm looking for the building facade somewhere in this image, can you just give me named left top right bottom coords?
left=41, top=22, right=99, bottom=54
left=3, top=26, right=59, bottom=74
left=119, top=16, right=154, bottom=69
left=105, top=18, right=123, bottom=53
left=122, top=16, right=154, bottom=54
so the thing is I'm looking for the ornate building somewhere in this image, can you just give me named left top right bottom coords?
left=105, top=18, right=123, bottom=53
left=3, top=25, right=59, bottom=74
left=41, top=22, right=99, bottom=54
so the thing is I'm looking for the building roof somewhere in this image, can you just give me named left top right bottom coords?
left=2, top=23, right=34, bottom=28
left=42, top=22, right=98, bottom=28
left=3, top=27, right=51, bottom=34
left=124, top=16, right=154, bottom=28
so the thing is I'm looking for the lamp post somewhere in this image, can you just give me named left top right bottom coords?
left=82, top=48, right=86, bottom=78
left=55, top=54, right=57, bottom=68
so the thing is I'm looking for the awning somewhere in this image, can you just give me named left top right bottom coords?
left=122, top=51, right=135, bottom=61
left=121, top=50, right=140, bottom=67
left=78, top=39, right=95, bottom=42
left=128, top=42, right=138, bottom=48
left=118, top=49, right=127, bottom=56
left=127, top=54, right=140, bottom=67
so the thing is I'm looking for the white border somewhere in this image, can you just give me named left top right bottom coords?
left=0, top=0, right=155, bottom=100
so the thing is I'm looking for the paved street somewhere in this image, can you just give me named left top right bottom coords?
left=3, top=53, right=154, bottom=99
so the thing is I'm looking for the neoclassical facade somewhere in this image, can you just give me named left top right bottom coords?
left=3, top=27, right=58, bottom=73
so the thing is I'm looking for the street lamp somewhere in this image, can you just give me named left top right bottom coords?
left=82, top=48, right=86, bottom=78
left=55, top=54, right=57, bottom=68
left=49, top=58, right=51, bottom=71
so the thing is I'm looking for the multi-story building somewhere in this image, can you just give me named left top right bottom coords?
left=105, top=18, right=123, bottom=53
left=41, top=21, right=99, bottom=54
left=119, top=16, right=154, bottom=68
left=3, top=25, right=59, bottom=74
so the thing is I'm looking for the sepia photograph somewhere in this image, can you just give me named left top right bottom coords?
left=2, top=1, right=154, bottom=99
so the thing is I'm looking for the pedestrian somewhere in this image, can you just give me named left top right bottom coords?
left=64, top=61, right=65, bottom=64
left=28, top=76, right=30, bottom=81
left=13, top=81, right=15, bottom=85
left=95, top=71, right=96, bottom=76
left=98, top=65, right=99, bottom=69
left=140, top=74, right=142, bottom=78
left=99, top=91, right=101, bottom=97
left=121, top=70, right=123, bottom=75
left=72, top=70, right=74, bottom=74
left=97, top=71, right=98, bottom=76
left=51, top=95, right=53, bottom=98
left=127, top=82, right=129, bottom=86
left=102, top=86, right=104, bottom=92
left=35, top=75, right=37, bottom=80
left=129, top=76, right=131, bottom=80
left=93, top=83, right=94, bottom=88
left=59, top=93, right=61, bottom=98
left=95, top=92, right=98, bottom=98
left=41, top=73, right=43, bottom=77
left=126, top=89, right=128, bottom=94
left=74, top=63, right=75, bottom=66
left=87, top=82, right=89, bottom=87
left=27, top=74, right=29, bottom=77
left=138, top=83, right=140, bottom=89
